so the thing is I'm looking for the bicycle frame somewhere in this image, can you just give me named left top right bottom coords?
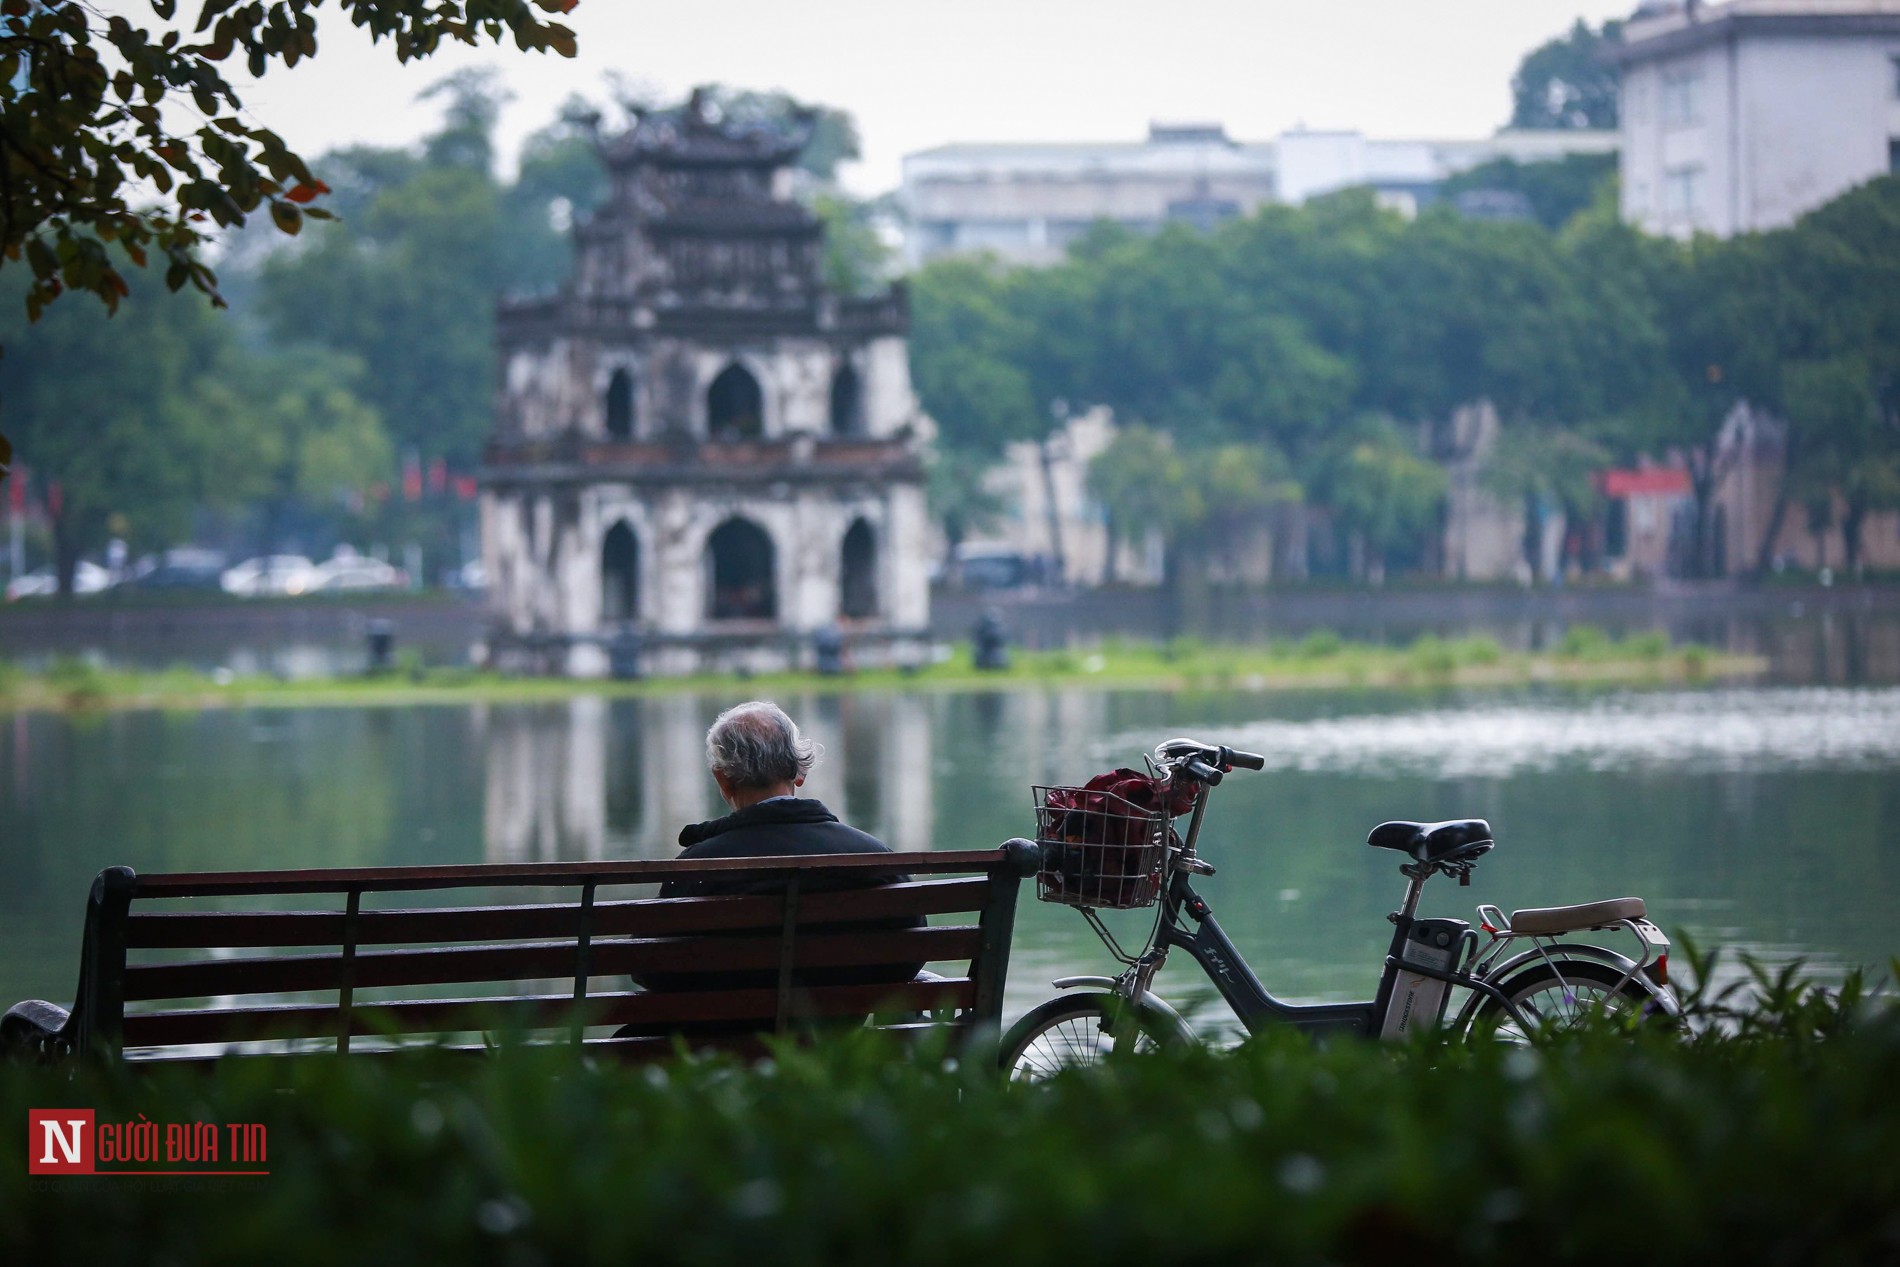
left=1099, top=780, right=1539, bottom=1037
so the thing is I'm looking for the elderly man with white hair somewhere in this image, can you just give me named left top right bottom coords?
left=619, top=701, right=921, bottom=1023
left=659, top=699, right=904, bottom=898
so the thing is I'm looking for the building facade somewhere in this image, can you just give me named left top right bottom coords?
left=902, top=124, right=1617, bottom=267
left=480, top=92, right=932, bottom=677
left=1617, top=0, right=1900, bottom=237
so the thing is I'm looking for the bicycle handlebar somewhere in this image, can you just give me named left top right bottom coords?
left=1222, top=746, right=1266, bottom=771
left=1182, top=757, right=1223, bottom=785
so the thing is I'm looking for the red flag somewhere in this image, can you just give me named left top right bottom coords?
left=429, top=458, right=447, bottom=495
left=402, top=455, right=422, bottom=502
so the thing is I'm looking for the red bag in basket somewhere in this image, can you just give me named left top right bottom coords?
left=1042, top=769, right=1196, bottom=905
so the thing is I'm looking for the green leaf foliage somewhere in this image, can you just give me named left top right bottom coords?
left=0, top=262, right=391, bottom=591
left=2, top=977, right=1897, bottom=1264
left=913, top=175, right=1900, bottom=582
left=1509, top=17, right=1624, bottom=130
left=0, top=1, right=578, bottom=323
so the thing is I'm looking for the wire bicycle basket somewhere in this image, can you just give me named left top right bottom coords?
left=1032, top=784, right=1171, bottom=910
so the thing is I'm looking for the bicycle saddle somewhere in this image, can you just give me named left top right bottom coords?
left=1366, top=818, right=1494, bottom=863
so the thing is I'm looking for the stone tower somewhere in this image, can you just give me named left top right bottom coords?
left=479, top=91, right=931, bottom=676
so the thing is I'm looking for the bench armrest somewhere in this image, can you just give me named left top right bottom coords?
left=2, top=1000, right=74, bottom=1064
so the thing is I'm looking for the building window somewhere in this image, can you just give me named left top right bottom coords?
left=706, top=362, right=763, bottom=441
left=956, top=219, right=1032, bottom=251
left=1663, top=166, right=1704, bottom=218
left=604, top=368, right=634, bottom=439
left=706, top=518, right=777, bottom=621
left=1660, top=72, right=1699, bottom=127
left=601, top=521, right=639, bottom=625
left=1891, top=137, right=1900, bottom=174
left=828, top=362, right=865, bottom=436
left=839, top=519, right=878, bottom=619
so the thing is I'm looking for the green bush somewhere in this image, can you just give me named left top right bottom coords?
left=1556, top=624, right=1611, bottom=658
left=1295, top=630, right=1343, bottom=660
left=1448, top=635, right=1505, bottom=666
left=1162, top=635, right=1209, bottom=664
left=1622, top=631, right=1670, bottom=660
left=43, top=655, right=107, bottom=705
left=4, top=968, right=1896, bottom=1264
left=1406, top=635, right=1457, bottom=677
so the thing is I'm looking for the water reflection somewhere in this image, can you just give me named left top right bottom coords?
left=2, top=685, right=1896, bottom=1019
left=478, top=694, right=936, bottom=863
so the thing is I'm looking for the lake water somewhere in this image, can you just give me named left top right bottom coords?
left=5, top=683, right=1897, bottom=1028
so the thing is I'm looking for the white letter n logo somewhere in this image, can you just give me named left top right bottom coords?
left=28, top=1108, right=93, bottom=1174
left=40, top=1119, right=83, bottom=1165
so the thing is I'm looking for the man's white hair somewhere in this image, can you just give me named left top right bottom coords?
left=705, top=700, right=819, bottom=791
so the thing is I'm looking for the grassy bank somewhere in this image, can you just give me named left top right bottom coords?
left=3, top=962, right=1895, bottom=1264
left=0, top=628, right=1762, bottom=714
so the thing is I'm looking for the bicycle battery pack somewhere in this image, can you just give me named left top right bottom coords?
left=1380, top=917, right=1470, bottom=1040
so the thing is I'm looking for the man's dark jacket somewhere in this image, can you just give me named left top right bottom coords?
left=636, top=798, right=922, bottom=999
left=659, top=797, right=908, bottom=898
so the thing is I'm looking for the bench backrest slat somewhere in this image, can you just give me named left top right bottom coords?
left=124, top=926, right=982, bottom=1002
left=123, top=877, right=993, bottom=949
left=121, top=978, right=978, bottom=1047
left=128, top=850, right=1013, bottom=897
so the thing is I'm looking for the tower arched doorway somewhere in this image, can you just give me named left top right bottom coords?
left=707, top=363, right=764, bottom=441
left=829, top=362, right=864, bottom=436
left=707, top=518, right=777, bottom=621
left=601, top=521, right=639, bottom=625
left=840, top=518, right=878, bottom=619
left=604, top=369, right=635, bottom=439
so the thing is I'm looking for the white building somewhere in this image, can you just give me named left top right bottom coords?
left=1617, top=0, right=1900, bottom=237
left=902, top=124, right=1618, bottom=267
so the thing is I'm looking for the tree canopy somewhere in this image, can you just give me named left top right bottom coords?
left=1509, top=18, right=1624, bottom=130
left=910, top=176, right=1900, bottom=582
left=0, top=0, right=579, bottom=487
left=0, top=0, right=576, bottom=322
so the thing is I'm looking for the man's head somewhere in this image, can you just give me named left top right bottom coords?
left=705, top=700, right=818, bottom=808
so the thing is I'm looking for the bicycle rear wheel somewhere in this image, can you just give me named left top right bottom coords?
left=1471, top=958, right=1675, bottom=1042
left=998, top=993, right=1176, bottom=1081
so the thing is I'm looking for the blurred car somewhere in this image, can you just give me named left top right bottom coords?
left=121, top=548, right=228, bottom=592
left=445, top=559, right=487, bottom=593
left=221, top=555, right=320, bottom=597
left=953, top=544, right=1035, bottom=591
left=313, top=556, right=408, bottom=592
left=4, top=561, right=112, bottom=600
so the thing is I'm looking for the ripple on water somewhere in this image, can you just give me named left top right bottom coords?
left=1103, top=688, right=1900, bottom=778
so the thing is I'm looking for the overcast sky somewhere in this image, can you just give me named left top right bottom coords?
left=214, top=0, right=1636, bottom=195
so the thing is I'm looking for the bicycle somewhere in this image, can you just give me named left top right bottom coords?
left=1000, top=737, right=1679, bottom=1078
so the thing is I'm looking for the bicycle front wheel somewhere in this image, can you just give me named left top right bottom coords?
left=999, top=993, right=1177, bottom=1081
left=1471, top=958, right=1675, bottom=1042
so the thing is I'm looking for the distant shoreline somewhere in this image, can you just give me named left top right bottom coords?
left=0, top=632, right=1766, bottom=714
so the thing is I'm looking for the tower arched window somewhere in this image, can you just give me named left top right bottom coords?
left=707, top=518, right=777, bottom=620
left=840, top=519, right=878, bottom=619
left=605, top=369, right=635, bottom=439
left=707, top=363, right=764, bottom=440
left=829, top=362, right=865, bottom=437
left=602, top=521, right=639, bottom=624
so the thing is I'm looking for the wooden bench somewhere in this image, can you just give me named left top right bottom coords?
left=0, top=843, right=1041, bottom=1066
